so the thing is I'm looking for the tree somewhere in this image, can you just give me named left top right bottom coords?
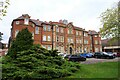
left=0, top=0, right=10, bottom=20
left=2, top=44, right=81, bottom=79
left=8, top=28, right=33, bottom=57
left=99, top=2, right=119, bottom=42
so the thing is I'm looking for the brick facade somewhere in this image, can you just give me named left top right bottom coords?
left=10, top=14, right=102, bottom=54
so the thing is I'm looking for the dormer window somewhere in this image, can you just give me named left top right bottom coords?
left=24, top=18, right=29, bottom=25
left=16, top=21, right=20, bottom=25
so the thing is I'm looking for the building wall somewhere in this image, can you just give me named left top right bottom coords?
left=10, top=14, right=102, bottom=54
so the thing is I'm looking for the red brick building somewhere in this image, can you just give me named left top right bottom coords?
left=10, top=14, right=102, bottom=54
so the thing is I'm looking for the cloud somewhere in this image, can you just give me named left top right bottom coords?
left=0, top=0, right=118, bottom=43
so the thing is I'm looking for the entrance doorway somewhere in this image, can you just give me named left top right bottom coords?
left=70, top=47, right=72, bottom=54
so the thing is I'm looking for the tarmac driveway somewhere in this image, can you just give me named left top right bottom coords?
left=80, top=57, right=119, bottom=64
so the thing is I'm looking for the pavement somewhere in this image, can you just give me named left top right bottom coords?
left=80, top=57, right=120, bottom=64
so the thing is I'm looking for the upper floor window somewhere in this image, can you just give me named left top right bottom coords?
left=43, top=25, right=46, bottom=31
left=24, top=18, right=29, bottom=25
left=56, top=27, right=59, bottom=32
left=48, top=36, right=51, bottom=41
left=79, top=32, right=82, bottom=36
left=68, top=28, right=73, bottom=34
left=95, top=40, right=98, bottom=44
left=76, top=39, right=79, bottom=43
left=16, top=21, right=20, bottom=25
left=32, top=23, right=35, bottom=27
left=35, top=27, right=39, bottom=34
left=80, top=40, right=82, bottom=44
left=84, top=40, right=88, bottom=44
left=43, top=35, right=46, bottom=41
left=48, top=25, right=51, bottom=31
left=60, top=28, right=64, bottom=33
left=94, top=35, right=98, bottom=37
left=61, top=36, right=64, bottom=42
left=84, top=33, right=88, bottom=37
left=15, top=30, right=19, bottom=37
left=76, top=31, right=79, bottom=35
left=56, top=36, right=59, bottom=42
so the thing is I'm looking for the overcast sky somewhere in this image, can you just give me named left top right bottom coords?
left=0, top=0, right=118, bottom=43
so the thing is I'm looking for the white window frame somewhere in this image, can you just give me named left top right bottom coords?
left=16, top=21, right=20, bottom=25
left=43, top=35, right=46, bottom=41
left=48, top=36, right=51, bottom=41
left=48, top=25, right=51, bottom=31
left=35, top=27, right=39, bottom=34
left=24, top=18, right=29, bottom=25
left=48, top=45, right=51, bottom=50
left=43, top=25, right=47, bottom=31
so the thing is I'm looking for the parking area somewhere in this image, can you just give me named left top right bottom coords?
left=80, top=57, right=120, bottom=64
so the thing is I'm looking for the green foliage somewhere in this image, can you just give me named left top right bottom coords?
left=0, top=0, right=10, bottom=20
left=7, top=28, right=33, bottom=57
left=2, top=44, right=81, bottom=79
left=99, top=2, right=119, bottom=41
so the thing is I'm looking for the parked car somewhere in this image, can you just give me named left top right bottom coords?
left=116, top=52, right=120, bottom=57
left=94, top=52, right=115, bottom=59
left=80, top=53, right=93, bottom=58
left=68, top=54, right=86, bottom=62
left=58, top=53, right=67, bottom=59
left=64, top=54, right=71, bottom=59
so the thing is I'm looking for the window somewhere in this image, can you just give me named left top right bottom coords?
left=32, top=32, right=34, bottom=39
left=80, top=40, right=82, bottom=44
left=48, top=36, right=51, bottom=41
left=48, top=45, right=51, bottom=50
left=43, top=25, right=46, bottom=31
left=42, top=45, right=46, bottom=49
left=32, top=23, right=35, bottom=27
left=16, top=21, right=20, bottom=25
left=95, top=47, right=99, bottom=52
left=60, top=28, right=64, bottom=33
left=94, top=35, right=97, bottom=37
left=68, top=38, right=70, bottom=43
left=15, top=30, right=19, bottom=37
left=76, top=39, right=79, bottom=43
left=48, top=25, right=51, bottom=31
left=43, top=35, right=46, bottom=41
left=84, top=33, right=88, bottom=37
left=56, top=27, right=59, bottom=32
left=84, top=40, right=88, bottom=44
left=68, top=28, right=73, bottom=34
left=79, top=32, right=82, bottom=36
left=76, top=31, right=79, bottom=35
left=24, top=18, right=29, bottom=25
left=99, top=41, right=101, bottom=44
left=61, top=36, right=64, bottom=42
left=35, top=27, right=39, bottom=34
left=71, top=39, right=73, bottom=43
left=56, top=36, right=59, bottom=42
left=95, top=40, right=98, bottom=44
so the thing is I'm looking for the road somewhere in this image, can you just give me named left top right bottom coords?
left=80, top=57, right=120, bottom=64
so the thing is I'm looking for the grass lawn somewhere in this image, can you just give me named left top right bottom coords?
left=66, top=61, right=119, bottom=78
